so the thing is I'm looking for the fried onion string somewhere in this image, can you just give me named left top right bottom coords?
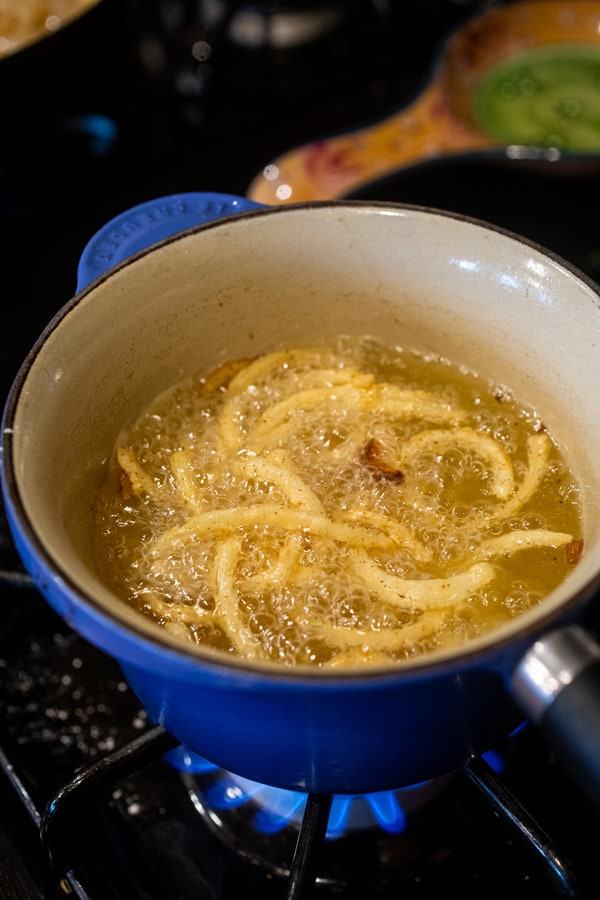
left=112, top=345, right=581, bottom=667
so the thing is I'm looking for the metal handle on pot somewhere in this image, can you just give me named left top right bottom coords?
left=76, top=192, right=266, bottom=290
left=512, top=625, right=600, bottom=810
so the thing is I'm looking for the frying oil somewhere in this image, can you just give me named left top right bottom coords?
left=92, top=336, right=582, bottom=668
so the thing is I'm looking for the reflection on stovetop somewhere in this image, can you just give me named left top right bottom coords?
left=2, top=1, right=600, bottom=898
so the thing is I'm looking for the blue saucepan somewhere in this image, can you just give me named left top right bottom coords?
left=4, top=194, right=600, bottom=800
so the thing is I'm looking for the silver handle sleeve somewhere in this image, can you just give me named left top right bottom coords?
left=512, top=625, right=600, bottom=810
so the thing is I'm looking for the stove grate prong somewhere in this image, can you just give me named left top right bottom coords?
left=465, top=753, right=580, bottom=899
left=39, top=724, right=180, bottom=873
left=286, top=792, right=333, bottom=900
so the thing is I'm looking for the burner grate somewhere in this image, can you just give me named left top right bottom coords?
left=0, top=685, right=583, bottom=899
left=36, top=731, right=581, bottom=900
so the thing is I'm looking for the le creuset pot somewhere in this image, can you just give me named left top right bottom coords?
left=4, top=194, right=600, bottom=801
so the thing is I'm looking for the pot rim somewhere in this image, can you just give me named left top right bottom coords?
left=4, top=198, right=600, bottom=685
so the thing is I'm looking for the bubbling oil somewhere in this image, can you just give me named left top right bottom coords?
left=92, top=337, right=583, bottom=668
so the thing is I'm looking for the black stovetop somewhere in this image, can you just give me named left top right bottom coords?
left=2, top=1, right=600, bottom=898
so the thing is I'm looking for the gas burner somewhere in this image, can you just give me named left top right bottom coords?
left=181, top=770, right=454, bottom=882
left=166, top=745, right=515, bottom=884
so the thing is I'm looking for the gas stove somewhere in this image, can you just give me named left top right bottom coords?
left=2, top=1, right=600, bottom=898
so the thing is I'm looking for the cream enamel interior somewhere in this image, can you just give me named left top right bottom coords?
left=10, top=203, right=600, bottom=667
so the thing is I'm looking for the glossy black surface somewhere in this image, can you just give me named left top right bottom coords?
left=2, top=1, right=600, bottom=897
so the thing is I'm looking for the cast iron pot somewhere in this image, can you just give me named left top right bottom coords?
left=4, top=194, right=600, bottom=800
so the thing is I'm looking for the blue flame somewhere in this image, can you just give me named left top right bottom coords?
left=167, top=747, right=217, bottom=774
left=482, top=748, right=505, bottom=774
left=481, top=721, right=527, bottom=774
left=167, top=726, right=527, bottom=837
left=167, top=746, right=410, bottom=837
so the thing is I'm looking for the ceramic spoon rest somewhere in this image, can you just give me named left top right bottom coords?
left=247, top=0, right=600, bottom=204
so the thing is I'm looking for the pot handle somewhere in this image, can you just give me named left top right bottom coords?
left=512, top=624, right=600, bottom=809
left=76, top=192, right=266, bottom=291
